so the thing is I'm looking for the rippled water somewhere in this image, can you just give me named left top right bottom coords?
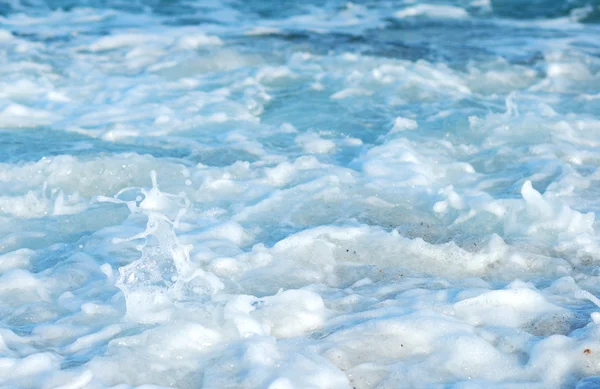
left=1, top=1, right=600, bottom=388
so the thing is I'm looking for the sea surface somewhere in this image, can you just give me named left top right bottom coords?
left=1, top=0, right=600, bottom=388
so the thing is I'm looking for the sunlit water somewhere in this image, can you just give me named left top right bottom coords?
left=1, top=1, right=600, bottom=388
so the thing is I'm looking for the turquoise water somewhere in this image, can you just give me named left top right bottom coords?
left=1, top=1, right=600, bottom=388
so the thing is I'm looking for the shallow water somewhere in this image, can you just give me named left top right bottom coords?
left=1, top=0, right=600, bottom=388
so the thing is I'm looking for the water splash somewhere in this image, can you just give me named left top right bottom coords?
left=101, top=171, right=223, bottom=323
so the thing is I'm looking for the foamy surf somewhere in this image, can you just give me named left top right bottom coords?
left=1, top=1, right=600, bottom=388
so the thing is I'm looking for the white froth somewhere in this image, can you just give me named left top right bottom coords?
left=390, top=116, right=419, bottom=133
left=296, top=132, right=337, bottom=154
left=0, top=104, right=55, bottom=128
left=395, top=4, right=470, bottom=19
left=0, top=2, right=599, bottom=388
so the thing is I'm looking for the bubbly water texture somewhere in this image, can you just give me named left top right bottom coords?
left=1, top=0, right=600, bottom=388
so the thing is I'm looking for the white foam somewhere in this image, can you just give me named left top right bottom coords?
left=0, top=249, right=33, bottom=273
left=252, top=289, right=326, bottom=338
left=0, top=2, right=599, bottom=388
left=0, top=30, right=13, bottom=41
left=296, top=132, right=337, bottom=154
left=395, top=4, right=469, bottom=19
left=89, top=33, right=155, bottom=51
left=0, top=104, right=55, bottom=128
left=390, top=116, right=418, bottom=133
left=244, top=27, right=282, bottom=36
left=330, top=87, right=373, bottom=99
left=176, top=33, right=223, bottom=49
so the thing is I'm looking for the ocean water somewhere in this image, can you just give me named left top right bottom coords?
left=1, top=0, right=600, bottom=388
